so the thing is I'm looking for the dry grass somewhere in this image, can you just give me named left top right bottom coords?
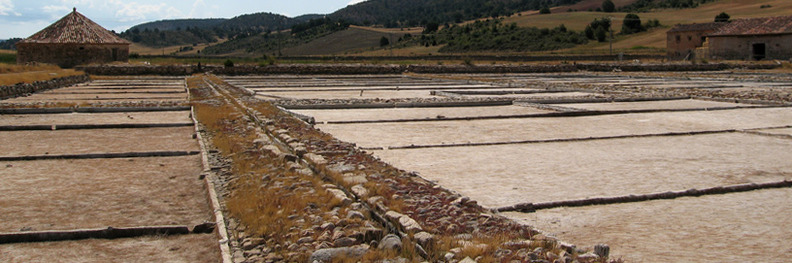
left=0, top=64, right=84, bottom=86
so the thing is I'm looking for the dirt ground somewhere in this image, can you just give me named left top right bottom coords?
left=373, top=133, right=792, bottom=207
left=0, top=127, right=198, bottom=156
left=294, top=105, right=553, bottom=122
left=504, top=188, right=792, bottom=262
left=317, top=107, right=792, bottom=148
left=268, top=72, right=792, bottom=262
left=258, top=89, right=440, bottom=100
left=556, top=99, right=751, bottom=111
left=0, top=156, right=212, bottom=232
left=0, top=234, right=220, bottom=263
left=0, top=111, right=191, bottom=126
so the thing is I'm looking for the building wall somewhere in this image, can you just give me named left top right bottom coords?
left=709, top=34, right=792, bottom=60
left=16, top=43, right=129, bottom=68
left=666, top=30, right=712, bottom=59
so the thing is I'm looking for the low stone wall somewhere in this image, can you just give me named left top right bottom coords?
left=0, top=74, right=90, bottom=100
left=76, top=63, right=781, bottom=76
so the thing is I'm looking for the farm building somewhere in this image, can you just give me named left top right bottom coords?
left=666, top=22, right=725, bottom=60
left=16, top=8, right=130, bottom=68
left=708, top=15, right=792, bottom=61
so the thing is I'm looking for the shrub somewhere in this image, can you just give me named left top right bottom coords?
left=602, top=0, right=615, bottom=12
left=715, top=12, right=730, bottom=22
left=621, top=13, right=645, bottom=34
left=380, top=36, right=390, bottom=47
left=224, top=59, right=234, bottom=67
left=539, top=7, right=551, bottom=14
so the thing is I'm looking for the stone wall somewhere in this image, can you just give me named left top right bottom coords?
left=709, top=34, right=792, bottom=61
left=0, top=74, right=90, bottom=100
left=78, top=63, right=780, bottom=76
left=17, top=43, right=129, bottom=68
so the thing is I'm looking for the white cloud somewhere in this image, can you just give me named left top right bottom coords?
left=0, top=0, right=15, bottom=16
left=43, top=5, right=71, bottom=18
left=107, top=0, right=183, bottom=22
left=347, top=0, right=365, bottom=6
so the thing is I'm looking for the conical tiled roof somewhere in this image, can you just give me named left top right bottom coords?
left=18, top=8, right=129, bottom=44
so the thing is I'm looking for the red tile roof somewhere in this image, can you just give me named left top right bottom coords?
left=667, top=22, right=726, bottom=33
left=709, top=15, right=792, bottom=37
left=18, top=8, right=129, bottom=45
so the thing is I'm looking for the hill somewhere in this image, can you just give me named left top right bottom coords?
left=128, top=18, right=227, bottom=32
left=330, top=0, right=584, bottom=28
left=503, top=0, right=792, bottom=52
left=121, top=13, right=325, bottom=48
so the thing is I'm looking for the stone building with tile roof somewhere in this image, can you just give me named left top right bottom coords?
left=16, top=8, right=130, bottom=68
left=666, top=22, right=726, bottom=60
left=707, top=15, right=792, bottom=60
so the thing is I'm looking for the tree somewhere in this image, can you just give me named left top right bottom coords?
left=585, top=25, right=594, bottom=39
left=423, top=22, right=439, bottom=33
left=595, top=25, right=608, bottom=42
left=621, top=13, right=645, bottom=34
left=380, top=36, right=390, bottom=47
left=539, top=7, right=551, bottom=14
left=602, top=0, right=615, bottom=12
left=715, top=12, right=730, bottom=22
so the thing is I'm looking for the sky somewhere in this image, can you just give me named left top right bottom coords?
left=0, top=0, right=367, bottom=39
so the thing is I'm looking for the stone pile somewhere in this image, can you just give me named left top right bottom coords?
left=0, top=74, right=89, bottom=100
left=77, top=63, right=780, bottom=76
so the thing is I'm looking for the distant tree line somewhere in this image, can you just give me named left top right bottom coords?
left=0, top=38, right=22, bottom=50
left=617, top=0, right=719, bottom=12
left=331, top=0, right=585, bottom=28
left=396, top=19, right=588, bottom=52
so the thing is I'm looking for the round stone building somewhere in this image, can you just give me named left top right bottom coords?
left=16, top=8, right=130, bottom=68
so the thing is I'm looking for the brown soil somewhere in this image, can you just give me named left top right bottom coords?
left=0, top=127, right=198, bottom=156
left=0, top=234, right=219, bottom=263
left=0, top=111, right=191, bottom=126
left=505, top=188, right=792, bottom=262
left=294, top=105, right=553, bottom=122
left=373, top=133, right=792, bottom=207
left=0, top=156, right=212, bottom=232
left=317, top=107, right=792, bottom=148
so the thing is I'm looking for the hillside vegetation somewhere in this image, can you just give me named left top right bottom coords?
left=120, top=13, right=323, bottom=47
left=331, top=0, right=584, bottom=28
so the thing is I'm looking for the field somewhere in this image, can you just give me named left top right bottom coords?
left=504, top=0, right=792, bottom=51
left=229, top=71, right=792, bottom=262
left=0, top=77, right=221, bottom=262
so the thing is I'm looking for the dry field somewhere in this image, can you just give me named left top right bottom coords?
left=230, top=71, right=792, bottom=262
left=0, top=77, right=220, bottom=262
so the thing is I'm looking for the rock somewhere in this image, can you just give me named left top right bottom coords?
left=241, top=238, right=265, bottom=250
left=297, top=237, right=314, bottom=244
left=351, top=184, right=369, bottom=198
left=384, top=211, right=404, bottom=221
left=378, top=234, right=402, bottom=251
left=261, top=145, right=281, bottom=155
left=444, top=252, right=455, bottom=261
left=577, top=252, right=599, bottom=262
left=320, top=222, right=335, bottom=230
left=346, top=210, right=366, bottom=220
left=459, top=256, right=477, bottom=263
left=343, top=174, right=368, bottom=185
left=334, top=237, right=358, bottom=247
left=304, top=153, right=326, bottom=165
left=413, top=231, right=434, bottom=248
left=309, top=246, right=368, bottom=263
left=362, top=227, right=384, bottom=243
left=328, top=163, right=356, bottom=173
left=326, top=188, right=352, bottom=206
